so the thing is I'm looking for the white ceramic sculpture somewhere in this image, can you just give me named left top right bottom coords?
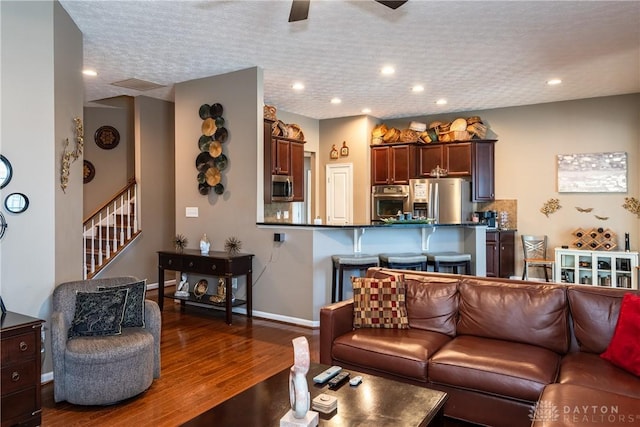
left=174, top=272, right=190, bottom=297
left=200, top=233, right=210, bottom=254
left=289, top=336, right=311, bottom=418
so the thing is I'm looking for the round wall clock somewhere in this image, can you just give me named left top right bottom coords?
left=83, top=160, right=96, bottom=183
left=94, top=125, right=120, bottom=149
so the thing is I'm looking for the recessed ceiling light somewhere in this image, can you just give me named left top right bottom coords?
left=362, top=108, right=371, bottom=114
left=412, top=85, right=424, bottom=93
left=381, top=66, right=395, bottom=76
left=436, top=99, right=447, bottom=105
left=547, top=79, right=562, bottom=85
left=292, top=82, right=305, bottom=91
left=82, top=69, right=97, bottom=76
left=330, top=97, right=342, bottom=104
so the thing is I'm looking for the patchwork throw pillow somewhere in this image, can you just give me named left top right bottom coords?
left=98, top=280, right=147, bottom=328
left=600, top=292, right=640, bottom=376
left=352, top=275, right=409, bottom=329
left=68, top=288, right=129, bottom=339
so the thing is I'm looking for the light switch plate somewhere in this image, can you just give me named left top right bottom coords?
left=185, top=207, right=199, bottom=217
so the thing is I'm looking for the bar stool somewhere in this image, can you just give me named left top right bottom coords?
left=378, top=253, right=427, bottom=271
left=331, top=254, right=379, bottom=303
left=425, top=251, right=472, bottom=274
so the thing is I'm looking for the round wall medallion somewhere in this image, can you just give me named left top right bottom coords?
left=94, top=125, right=120, bottom=149
left=83, top=160, right=96, bottom=183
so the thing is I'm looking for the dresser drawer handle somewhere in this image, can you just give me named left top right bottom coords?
left=11, top=371, right=20, bottom=382
left=188, top=261, right=194, bottom=267
left=211, top=265, right=217, bottom=271
left=19, top=341, right=28, bottom=351
left=168, top=259, right=173, bottom=265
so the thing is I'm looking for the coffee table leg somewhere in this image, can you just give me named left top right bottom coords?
left=158, top=267, right=165, bottom=311
left=247, top=271, right=252, bottom=318
left=226, top=275, right=232, bottom=325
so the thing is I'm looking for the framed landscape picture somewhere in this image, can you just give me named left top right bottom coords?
left=557, top=152, right=627, bottom=193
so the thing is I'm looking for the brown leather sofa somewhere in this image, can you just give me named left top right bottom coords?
left=319, top=268, right=640, bottom=427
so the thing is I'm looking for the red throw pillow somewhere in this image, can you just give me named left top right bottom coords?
left=600, top=293, right=640, bottom=376
left=352, top=275, right=409, bottom=329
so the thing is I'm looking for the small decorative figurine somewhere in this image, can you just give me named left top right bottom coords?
left=175, top=273, right=190, bottom=297
left=200, top=233, right=210, bottom=254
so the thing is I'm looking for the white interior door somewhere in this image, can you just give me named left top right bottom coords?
left=326, top=163, right=353, bottom=225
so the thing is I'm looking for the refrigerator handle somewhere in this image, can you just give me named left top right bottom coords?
left=433, top=182, right=439, bottom=223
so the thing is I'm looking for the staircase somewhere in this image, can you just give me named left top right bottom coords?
left=83, top=179, right=140, bottom=279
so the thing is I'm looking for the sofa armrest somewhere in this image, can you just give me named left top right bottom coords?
left=320, top=299, right=354, bottom=365
left=144, top=299, right=162, bottom=378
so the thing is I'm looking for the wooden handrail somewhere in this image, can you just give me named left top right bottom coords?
left=83, top=178, right=137, bottom=223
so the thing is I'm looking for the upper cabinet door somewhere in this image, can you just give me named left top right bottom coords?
left=446, top=143, right=472, bottom=176
left=389, top=144, right=412, bottom=184
left=371, top=145, right=391, bottom=185
left=290, top=141, right=305, bottom=201
left=274, top=139, right=291, bottom=175
left=417, top=145, right=444, bottom=177
left=472, top=141, right=495, bottom=201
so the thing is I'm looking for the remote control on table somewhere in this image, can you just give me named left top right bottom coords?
left=328, top=371, right=350, bottom=389
left=313, top=366, right=342, bottom=384
left=349, top=375, right=363, bottom=386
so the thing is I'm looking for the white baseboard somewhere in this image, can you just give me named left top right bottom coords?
left=42, top=371, right=53, bottom=384
left=248, top=309, right=319, bottom=328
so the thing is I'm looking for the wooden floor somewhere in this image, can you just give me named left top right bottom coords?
left=41, top=290, right=320, bottom=427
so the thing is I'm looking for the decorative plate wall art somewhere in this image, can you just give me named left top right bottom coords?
left=196, top=103, right=228, bottom=196
left=83, top=160, right=95, bottom=183
left=95, top=125, right=120, bottom=149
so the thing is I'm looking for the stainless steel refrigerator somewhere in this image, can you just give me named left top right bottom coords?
left=409, top=178, right=473, bottom=224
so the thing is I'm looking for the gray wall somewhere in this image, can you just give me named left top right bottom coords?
left=1, top=0, right=83, bottom=378
left=93, top=96, right=176, bottom=284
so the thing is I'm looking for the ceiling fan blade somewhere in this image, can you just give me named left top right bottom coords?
left=289, top=0, right=310, bottom=22
left=375, top=0, right=408, bottom=10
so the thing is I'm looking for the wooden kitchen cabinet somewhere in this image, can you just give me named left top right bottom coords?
left=416, top=140, right=495, bottom=201
left=371, top=144, right=414, bottom=185
left=472, top=141, right=495, bottom=201
left=1, top=312, right=44, bottom=427
left=417, top=142, right=471, bottom=177
left=290, top=140, right=304, bottom=201
left=486, top=230, right=515, bottom=278
left=263, top=119, right=306, bottom=203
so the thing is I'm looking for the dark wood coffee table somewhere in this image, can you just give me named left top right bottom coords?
left=182, top=363, right=447, bottom=426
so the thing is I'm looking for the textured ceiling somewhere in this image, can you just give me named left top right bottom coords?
left=59, top=0, right=640, bottom=120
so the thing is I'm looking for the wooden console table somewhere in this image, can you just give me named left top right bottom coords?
left=157, top=250, right=254, bottom=324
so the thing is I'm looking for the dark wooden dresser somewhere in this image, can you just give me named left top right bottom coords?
left=1, top=311, right=44, bottom=427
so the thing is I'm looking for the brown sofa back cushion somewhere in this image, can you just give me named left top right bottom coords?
left=457, top=278, right=570, bottom=354
left=567, top=286, right=639, bottom=354
left=366, top=268, right=459, bottom=336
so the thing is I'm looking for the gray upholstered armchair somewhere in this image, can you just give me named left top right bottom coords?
left=51, top=277, right=161, bottom=405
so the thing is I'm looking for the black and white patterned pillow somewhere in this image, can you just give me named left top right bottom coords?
left=98, top=280, right=147, bottom=328
left=68, top=288, right=129, bottom=339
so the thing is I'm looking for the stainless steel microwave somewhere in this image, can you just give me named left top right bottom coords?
left=271, top=175, right=293, bottom=202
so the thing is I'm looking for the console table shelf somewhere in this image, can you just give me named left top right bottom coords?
left=157, top=250, right=254, bottom=324
left=554, top=248, right=638, bottom=289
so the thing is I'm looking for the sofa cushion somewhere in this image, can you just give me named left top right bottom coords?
left=68, top=288, right=129, bottom=339
left=457, top=278, right=569, bottom=354
left=367, top=268, right=460, bottom=336
left=600, top=293, right=640, bottom=376
left=429, top=335, right=561, bottom=402
left=559, top=352, right=640, bottom=399
left=332, top=328, right=451, bottom=382
left=352, top=275, right=408, bottom=329
left=98, top=279, right=147, bottom=328
left=567, top=286, right=635, bottom=354
left=531, top=384, right=640, bottom=427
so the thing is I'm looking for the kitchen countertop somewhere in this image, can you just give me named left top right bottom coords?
left=256, top=222, right=488, bottom=228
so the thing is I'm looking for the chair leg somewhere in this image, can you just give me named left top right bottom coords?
left=338, top=266, right=345, bottom=303
left=522, top=263, right=527, bottom=280
left=544, top=266, right=550, bottom=282
left=434, top=261, right=440, bottom=272
left=331, top=263, right=338, bottom=303
left=465, top=261, right=471, bottom=275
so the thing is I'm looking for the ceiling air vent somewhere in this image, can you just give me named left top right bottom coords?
left=111, top=78, right=165, bottom=91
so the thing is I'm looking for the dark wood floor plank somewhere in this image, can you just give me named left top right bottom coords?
left=41, top=291, right=319, bottom=426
